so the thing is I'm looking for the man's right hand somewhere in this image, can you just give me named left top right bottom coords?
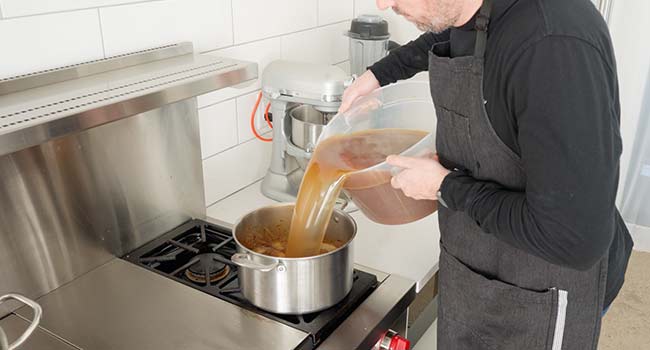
left=338, top=70, right=380, bottom=113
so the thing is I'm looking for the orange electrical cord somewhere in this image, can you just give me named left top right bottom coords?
left=264, top=102, right=273, bottom=129
left=251, top=91, right=272, bottom=142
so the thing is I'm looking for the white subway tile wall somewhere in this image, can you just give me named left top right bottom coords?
left=199, top=100, right=238, bottom=160
left=0, top=0, right=137, bottom=18
left=100, top=0, right=233, bottom=56
left=0, top=0, right=422, bottom=208
left=318, top=0, right=353, bottom=25
left=198, top=37, right=283, bottom=108
left=281, top=21, right=350, bottom=64
left=203, top=137, right=272, bottom=206
left=236, top=91, right=271, bottom=143
left=0, top=10, right=104, bottom=78
left=231, top=0, right=318, bottom=44
left=336, top=60, right=352, bottom=75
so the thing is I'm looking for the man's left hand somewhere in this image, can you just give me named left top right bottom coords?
left=386, top=155, right=451, bottom=201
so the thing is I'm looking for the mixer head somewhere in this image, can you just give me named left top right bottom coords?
left=260, top=60, right=350, bottom=203
left=261, top=60, right=349, bottom=111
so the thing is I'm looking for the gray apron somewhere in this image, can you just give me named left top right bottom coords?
left=430, top=0, right=608, bottom=349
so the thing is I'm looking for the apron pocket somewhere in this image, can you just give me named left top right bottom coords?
left=438, top=246, right=567, bottom=350
left=435, top=107, right=478, bottom=173
left=438, top=313, right=497, bottom=350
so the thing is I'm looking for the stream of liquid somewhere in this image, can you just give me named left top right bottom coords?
left=285, top=128, right=428, bottom=257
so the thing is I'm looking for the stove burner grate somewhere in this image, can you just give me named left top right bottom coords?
left=184, top=253, right=230, bottom=284
left=123, top=219, right=378, bottom=350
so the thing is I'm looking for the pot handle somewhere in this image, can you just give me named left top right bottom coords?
left=231, top=253, right=285, bottom=272
left=0, top=294, right=42, bottom=350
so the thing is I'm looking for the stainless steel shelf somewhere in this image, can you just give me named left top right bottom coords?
left=0, top=42, right=257, bottom=157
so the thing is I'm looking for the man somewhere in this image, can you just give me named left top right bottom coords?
left=340, top=0, right=633, bottom=348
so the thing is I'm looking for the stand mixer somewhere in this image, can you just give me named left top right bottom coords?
left=260, top=60, right=349, bottom=202
left=260, top=15, right=398, bottom=203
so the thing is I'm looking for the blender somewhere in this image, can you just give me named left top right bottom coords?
left=346, top=14, right=400, bottom=77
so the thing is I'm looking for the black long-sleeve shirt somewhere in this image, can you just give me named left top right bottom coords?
left=370, top=0, right=633, bottom=307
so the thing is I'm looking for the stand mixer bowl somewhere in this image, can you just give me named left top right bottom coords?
left=289, top=105, right=334, bottom=169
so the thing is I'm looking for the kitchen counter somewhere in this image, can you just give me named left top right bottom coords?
left=0, top=314, right=77, bottom=350
left=12, top=257, right=415, bottom=350
left=207, top=180, right=440, bottom=292
left=16, top=259, right=309, bottom=350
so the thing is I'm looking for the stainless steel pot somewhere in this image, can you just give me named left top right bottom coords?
left=231, top=203, right=356, bottom=314
left=0, top=327, right=8, bottom=350
left=0, top=294, right=42, bottom=350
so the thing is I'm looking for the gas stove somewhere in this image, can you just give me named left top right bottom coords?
left=0, top=43, right=416, bottom=350
left=124, top=219, right=380, bottom=350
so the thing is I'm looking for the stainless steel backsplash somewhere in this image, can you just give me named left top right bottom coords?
left=0, top=100, right=205, bottom=317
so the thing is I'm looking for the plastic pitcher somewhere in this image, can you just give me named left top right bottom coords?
left=317, top=81, right=437, bottom=225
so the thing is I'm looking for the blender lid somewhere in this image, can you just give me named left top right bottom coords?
left=347, top=15, right=390, bottom=40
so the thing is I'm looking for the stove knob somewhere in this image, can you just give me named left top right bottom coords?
left=388, top=334, right=410, bottom=350
left=373, top=330, right=411, bottom=350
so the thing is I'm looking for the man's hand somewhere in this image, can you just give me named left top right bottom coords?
left=339, top=70, right=380, bottom=113
left=387, top=154, right=451, bottom=200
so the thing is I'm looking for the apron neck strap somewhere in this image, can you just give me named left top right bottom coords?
left=474, top=0, right=493, bottom=58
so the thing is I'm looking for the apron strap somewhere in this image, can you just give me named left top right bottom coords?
left=474, top=0, right=494, bottom=58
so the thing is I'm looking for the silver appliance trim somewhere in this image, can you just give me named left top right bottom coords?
left=12, top=257, right=415, bottom=350
left=15, top=259, right=310, bottom=350
left=0, top=45, right=256, bottom=318
left=261, top=60, right=347, bottom=107
left=0, top=315, right=79, bottom=350
left=0, top=100, right=206, bottom=318
left=0, top=294, right=42, bottom=350
left=0, top=42, right=257, bottom=157
left=318, top=273, right=416, bottom=350
left=0, top=43, right=194, bottom=96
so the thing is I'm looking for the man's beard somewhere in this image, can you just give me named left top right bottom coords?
left=413, top=0, right=460, bottom=34
left=416, top=18, right=452, bottom=33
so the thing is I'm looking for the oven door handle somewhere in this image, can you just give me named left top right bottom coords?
left=231, top=253, right=285, bottom=272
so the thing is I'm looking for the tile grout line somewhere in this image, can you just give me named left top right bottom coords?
left=229, top=0, right=235, bottom=46
left=219, top=18, right=352, bottom=48
left=201, top=129, right=271, bottom=162
left=97, top=8, right=107, bottom=58
left=198, top=88, right=261, bottom=111
left=233, top=92, right=240, bottom=144
left=205, top=178, right=266, bottom=209
left=0, top=0, right=163, bottom=20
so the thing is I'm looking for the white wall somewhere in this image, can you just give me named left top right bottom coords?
left=608, top=0, right=650, bottom=251
left=609, top=0, right=650, bottom=200
left=0, top=0, right=424, bottom=210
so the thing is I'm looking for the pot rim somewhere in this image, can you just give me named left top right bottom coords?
left=232, top=203, right=357, bottom=261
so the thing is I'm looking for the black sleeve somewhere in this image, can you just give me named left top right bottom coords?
left=439, top=36, right=621, bottom=270
left=368, top=31, right=450, bottom=86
